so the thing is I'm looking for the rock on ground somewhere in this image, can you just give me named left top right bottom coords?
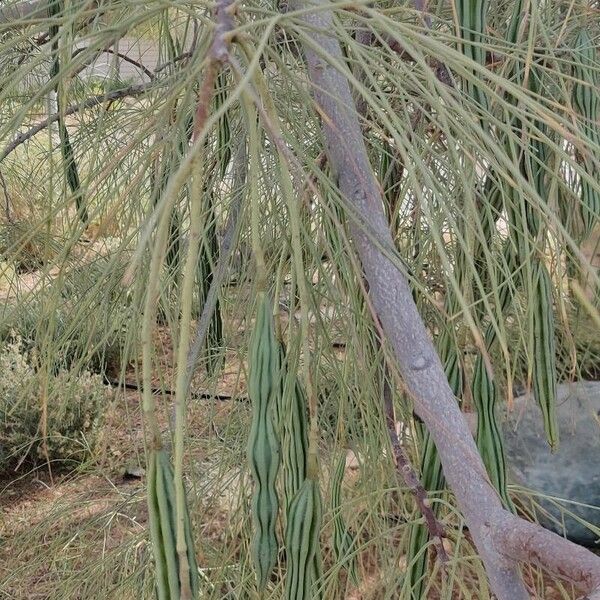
left=504, top=380, right=600, bottom=546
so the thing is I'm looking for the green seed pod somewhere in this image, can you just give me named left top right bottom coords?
left=456, top=0, right=489, bottom=113
left=198, top=191, right=223, bottom=377
left=277, top=344, right=309, bottom=512
left=247, top=291, right=281, bottom=590
left=331, top=455, right=358, bottom=585
left=147, top=452, right=169, bottom=600
left=531, top=261, right=559, bottom=450
left=573, top=29, right=600, bottom=236
left=147, top=449, right=200, bottom=600
left=284, top=477, right=323, bottom=600
left=472, top=355, right=513, bottom=510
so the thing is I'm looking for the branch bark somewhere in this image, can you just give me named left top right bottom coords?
left=289, top=1, right=600, bottom=598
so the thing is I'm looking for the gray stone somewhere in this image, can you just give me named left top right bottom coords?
left=503, top=381, right=600, bottom=546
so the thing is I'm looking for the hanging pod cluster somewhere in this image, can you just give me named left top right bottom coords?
left=472, top=353, right=513, bottom=508
left=572, top=29, right=600, bottom=237
left=247, top=291, right=324, bottom=596
left=147, top=449, right=199, bottom=600
left=276, top=343, right=323, bottom=599
left=247, top=291, right=281, bottom=591
left=455, top=0, right=511, bottom=500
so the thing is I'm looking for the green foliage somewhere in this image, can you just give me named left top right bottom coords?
left=0, top=0, right=599, bottom=598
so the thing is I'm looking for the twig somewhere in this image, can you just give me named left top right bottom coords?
left=71, top=45, right=156, bottom=81
left=413, top=0, right=432, bottom=28
left=383, top=371, right=448, bottom=564
left=0, top=82, right=155, bottom=163
left=0, top=170, right=12, bottom=223
left=191, top=0, right=237, bottom=141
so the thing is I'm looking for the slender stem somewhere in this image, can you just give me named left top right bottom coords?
left=383, top=372, right=448, bottom=564
left=186, top=140, right=247, bottom=383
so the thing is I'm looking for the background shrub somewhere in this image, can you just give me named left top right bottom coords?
left=0, top=335, right=111, bottom=474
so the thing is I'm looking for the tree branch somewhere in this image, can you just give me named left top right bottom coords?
left=289, top=1, right=600, bottom=598
left=71, top=45, right=156, bottom=81
left=0, top=82, right=154, bottom=163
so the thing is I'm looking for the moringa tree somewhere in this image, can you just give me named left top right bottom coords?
left=1, top=0, right=599, bottom=598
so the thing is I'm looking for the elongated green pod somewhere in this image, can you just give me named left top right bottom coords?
left=523, top=64, right=551, bottom=239
left=472, top=356, right=513, bottom=510
left=198, top=192, right=223, bottom=377
left=276, top=342, right=309, bottom=512
left=155, top=452, right=182, bottom=599
left=147, top=450, right=200, bottom=600
left=573, top=29, right=600, bottom=236
left=284, top=476, right=323, bottom=600
left=331, top=455, right=358, bottom=585
left=247, top=291, right=281, bottom=590
left=158, top=450, right=200, bottom=599
left=456, top=0, right=489, bottom=113
left=531, top=261, right=559, bottom=450
left=147, top=451, right=170, bottom=600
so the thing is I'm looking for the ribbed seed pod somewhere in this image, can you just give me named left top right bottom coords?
left=284, top=476, right=323, bottom=600
left=523, top=64, right=550, bottom=239
left=456, top=0, right=489, bottom=113
left=278, top=349, right=309, bottom=512
left=531, top=261, right=559, bottom=450
left=197, top=192, right=223, bottom=377
left=331, top=455, right=358, bottom=585
left=573, top=29, right=600, bottom=236
left=247, top=291, right=281, bottom=590
left=147, top=449, right=199, bottom=600
left=147, top=451, right=169, bottom=600
left=472, top=355, right=513, bottom=510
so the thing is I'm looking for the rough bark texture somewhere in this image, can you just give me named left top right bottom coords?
left=290, top=1, right=600, bottom=598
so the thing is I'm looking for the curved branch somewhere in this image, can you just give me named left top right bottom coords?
left=0, top=82, right=154, bottom=163
left=289, top=1, right=600, bottom=598
left=72, top=45, right=156, bottom=81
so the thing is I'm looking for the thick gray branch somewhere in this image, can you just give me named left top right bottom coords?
left=290, top=1, right=600, bottom=598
